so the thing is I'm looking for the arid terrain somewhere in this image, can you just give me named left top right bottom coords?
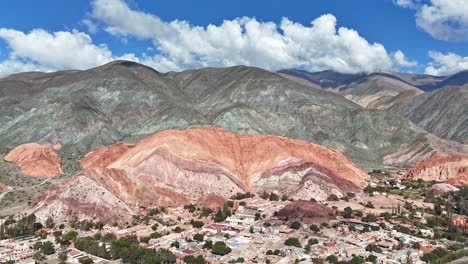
left=0, top=61, right=467, bottom=264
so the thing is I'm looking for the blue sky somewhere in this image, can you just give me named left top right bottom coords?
left=0, top=0, right=467, bottom=76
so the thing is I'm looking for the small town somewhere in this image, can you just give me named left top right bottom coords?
left=0, top=1, right=468, bottom=263
left=1, top=174, right=468, bottom=264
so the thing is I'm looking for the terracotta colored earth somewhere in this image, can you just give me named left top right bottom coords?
left=80, top=143, right=130, bottom=169
left=277, top=200, right=335, bottom=225
left=31, top=127, right=368, bottom=223
left=405, top=153, right=468, bottom=186
left=196, top=194, right=227, bottom=210
left=4, top=143, right=62, bottom=177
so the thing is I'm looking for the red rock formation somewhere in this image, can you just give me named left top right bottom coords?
left=277, top=200, right=335, bottom=224
left=108, top=127, right=368, bottom=195
left=4, top=143, right=62, bottom=177
left=196, top=194, right=227, bottom=210
left=0, top=182, right=10, bottom=191
left=405, top=154, right=468, bottom=186
left=31, top=127, right=368, bottom=223
left=80, top=143, right=130, bottom=169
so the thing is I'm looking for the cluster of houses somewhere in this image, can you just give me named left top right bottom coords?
left=1, top=196, right=465, bottom=263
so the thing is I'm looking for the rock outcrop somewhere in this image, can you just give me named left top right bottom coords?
left=80, top=143, right=130, bottom=169
left=31, top=127, right=368, bottom=223
left=196, top=194, right=227, bottom=210
left=405, top=154, right=468, bottom=186
left=277, top=200, right=335, bottom=224
left=426, top=183, right=459, bottom=197
left=4, top=143, right=62, bottom=177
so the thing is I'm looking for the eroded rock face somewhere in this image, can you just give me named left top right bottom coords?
left=405, top=154, right=468, bottom=186
left=80, top=143, right=130, bottom=169
left=426, top=183, right=459, bottom=197
left=31, top=127, right=368, bottom=223
left=108, top=127, right=368, bottom=198
left=32, top=175, right=136, bottom=224
left=277, top=200, right=335, bottom=225
left=4, top=143, right=62, bottom=177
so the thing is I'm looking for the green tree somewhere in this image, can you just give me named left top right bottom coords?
left=64, top=230, right=78, bottom=241
left=284, top=237, right=302, bottom=248
left=269, top=192, right=280, bottom=201
left=362, top=214, right=378, bottom=222
left=366, top=243, right=383, bottom=253
left=58, top=251, right=68, bottom=264
left=101, top=232, right=117, bottom=243
left=434, top=201, right=443, bottom=215
left=348, top=256, right=365, bottom=264
left=203, top=240, right=213, bottom=249
left=170, top=241, right=180, bottom=248
left=344, top=207, right=353, bottom=218
left=79, top=257, right=94, bottom=264
left=33, top=252, right=46, bottom=261
left=190, top=220, right=204, bottom=228
left=45, top=217, right=55, bottom=228
left=53, top=230, right=63, bottom=237
left=305, top=244, right=311, bottom=254
left=40, top=241, right=56, bottom=255
left=223, top=203, right=232, bottom=217
left=214, top=208, right=225, bottom=222
left=235, top=257, right=245, bottom=263
left=193, top=233, right=204, bottom=242
left=212, top=241, right=231, bottom=255
left=367, top=255, right=377, bottom=263
left=184, top=255, right=205, bottom=264
left=310, top=224, right=320, bottom=232
left=326, top=255, right=338, bottom=263
left=290, top=221, right=302, bottom=230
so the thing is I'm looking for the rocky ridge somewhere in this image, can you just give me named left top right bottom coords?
left=405, top=154, right=468, bottom=186
left=30, top=127, right=368, bottom=223
left=4, top=143, right=62, bottom=177
left=0, top=60, right=465, bottom=169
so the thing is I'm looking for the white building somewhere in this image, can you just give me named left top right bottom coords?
left=225, top=216, right=255, bottom=226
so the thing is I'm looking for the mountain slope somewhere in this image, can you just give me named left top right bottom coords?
left=390, top=86, right=468, bottom=143
left=31, top=127, right=368, bottom=223
left=0, top=61, right=466, bottom=168
left=278, top=69, right=424, bottom=109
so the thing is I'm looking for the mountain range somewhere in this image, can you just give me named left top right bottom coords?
left=1, top=60, right=466, bottom=170
left=280, top=69, right=468, bottom=143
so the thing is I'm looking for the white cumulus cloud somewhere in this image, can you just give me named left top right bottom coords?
left=0, top=0, right=419, bottom=76
left=425, top=51, right=468, bottom=76
left=393, top=0, right=420, bottom=9
left=0, top=28, right=138, bottom=76
left=393, top=50, right=418, bottom=67
left=90, top=0, right=415, bottom=73
left=395, top=0, right=468, bottom=42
